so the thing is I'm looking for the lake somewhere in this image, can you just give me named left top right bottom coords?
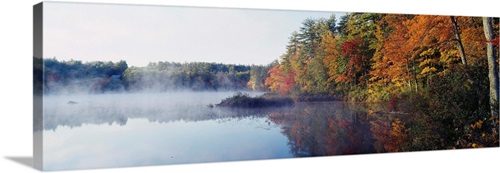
left=40, top=92, right=398, bottom=171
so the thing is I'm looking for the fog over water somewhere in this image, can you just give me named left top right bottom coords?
left=41, top=91, right=265, bottom=131
left=41, top=91, right=387, bottom=171
left=41, top=91, right=294, bottom=170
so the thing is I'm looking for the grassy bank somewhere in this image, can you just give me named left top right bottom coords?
left=216, top=92, right=294, bottom=108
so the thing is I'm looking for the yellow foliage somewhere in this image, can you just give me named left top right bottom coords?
left=394, top=82, right=404, bottom=87
left=439, top=49, right=459, bottom=65
left=418, top=59, right=438, bottom=68
left=419, top=48, right=438, bottom=57
left=369, top=76, right=379, bottom=82
left=420, top=67, right=437, bottom=75
left=367, top=110, right=375, bottom=116
left=470, top=120, right=483, bottom=129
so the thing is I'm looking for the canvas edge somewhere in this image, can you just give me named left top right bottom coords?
left=33, top=1, right=44, bottom=171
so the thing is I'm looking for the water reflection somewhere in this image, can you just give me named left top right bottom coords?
left=268, top=102, right=377, bottom=156
left=41, top=92, right=292, bottom=171
left=41, top=93, right=406, bottom=170
left=40, top=92, right=266, bottom=131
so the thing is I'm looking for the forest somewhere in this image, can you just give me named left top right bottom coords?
left=264, top=13, right=498, bottom=149
left=38, top=58, right=272, bottom=93
left=36, top=12, right=499, bottom=149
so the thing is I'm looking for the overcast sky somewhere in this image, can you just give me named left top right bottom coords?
left=44, top=2, right=344, bottom=67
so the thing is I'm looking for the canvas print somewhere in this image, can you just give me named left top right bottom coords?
left=33, top=1, right=499, bottom=171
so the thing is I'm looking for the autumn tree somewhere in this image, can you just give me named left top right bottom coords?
left=368, top=14, right=413, bottom=100
left=482, top=17, right=499, bottom=115
left=267, top=16, right=337, bottom=97
left=265, top=32, right=301, bottom=95
left=321, top=28, right=345, bottom=96
left=338, top=37, right=365, bottom=85
left=450, top=16, right=468, bottom=66
left=301, top=18, right=336, bottom=94
left=457, top=17, right=486, bottom=66
left=264, top=63, right=298, bottom=95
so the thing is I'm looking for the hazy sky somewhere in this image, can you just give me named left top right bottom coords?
left=44, top=2, right=344, bottom=67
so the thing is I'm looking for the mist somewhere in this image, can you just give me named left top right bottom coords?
left=41, top=91, right=290, bottom=171
left=41, top=91, right=270, bottom=131
left=39, top=58, right=271, bottom=95
left=35, top=57, right=275, bottom=132
left=38, top=57, right=287, bottom=171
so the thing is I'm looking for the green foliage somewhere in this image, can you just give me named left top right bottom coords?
left=347, top=86, right=368, bottom=102
left=121, top=61, right=253, bottom=91
left=42, top=58, right=267, bottom=93
left=247, top=65, right=271, bottom=91
left=43, top=58, right=128, bottom=93
left=366, top=84, right=392, bottom=102
left=33, top=57, right=44, bottom=95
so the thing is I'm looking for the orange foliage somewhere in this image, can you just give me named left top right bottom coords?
left=321, top=31, right=341, bottom=83
left=371, top=14, right=413, bottom=88
left=264, top=65, right=296, bottom=95
left=370, top=15, right=486, bottom=91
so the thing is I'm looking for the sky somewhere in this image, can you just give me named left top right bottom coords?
left=44, top=2, right=344, bottom=67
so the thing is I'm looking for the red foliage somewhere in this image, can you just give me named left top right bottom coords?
left=338, top=37, right=365, bottom=84
left=491, top=36, right=499, bottom=46
left=265, top=65, right=296, bottom=95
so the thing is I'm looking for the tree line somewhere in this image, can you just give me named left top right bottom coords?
left=39, top=58, right=272, bottom=94
left=266, top=13, right=498, bottom=102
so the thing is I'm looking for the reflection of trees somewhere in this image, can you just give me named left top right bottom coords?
left=369, top=113, right=407, bottom=152
left=269, top=102, right=376, bottom=157
left=41, top=97, right=417, bottom=155
left=324, top=113, right=374, bottom=155
left=42, top=96, right=454, bottom=156
left=40, top=103, right=275, bottom=131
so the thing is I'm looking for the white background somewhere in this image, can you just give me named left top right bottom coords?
left=0, top=0, right=498, bottom=172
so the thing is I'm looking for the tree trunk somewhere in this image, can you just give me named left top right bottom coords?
left=482, top=17, right=499, bottom=115
left=450, top=16, right=467, bottom=67
left=412, top=57, right=418, bottom=92
left=406, top=57, right=412, bottom=92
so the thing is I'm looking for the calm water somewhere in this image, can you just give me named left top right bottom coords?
left=40, top=92, right=395, bottom=171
